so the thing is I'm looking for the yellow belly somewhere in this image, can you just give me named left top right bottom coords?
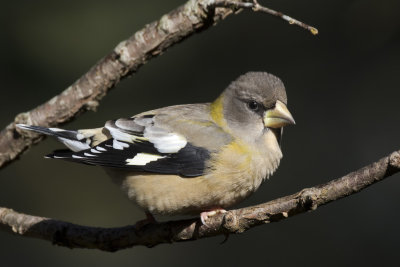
left=106, top=131, right=282, bottom=215
left=109, top=171, right=262, bottom=215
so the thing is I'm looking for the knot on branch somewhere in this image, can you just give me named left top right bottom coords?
left=0, top=208, right=10, bottom=222
left=84, top=100, right=100, bottom=112
left=386, top=151, right=400, bottom=176
left=298, top=188, right=319, bottom=211
left=389, top=151, right=400, bottom=169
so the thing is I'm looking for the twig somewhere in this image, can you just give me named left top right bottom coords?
left=0, top=0, right=317, bottom=169
left=1, top=150, right=399, bottom=251
left=212, top=0, right=318, bottom=35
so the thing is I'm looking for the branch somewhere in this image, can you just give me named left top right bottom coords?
left=0, top=0, right=318, bottom=169
left=1, top=150, right=399, bottom=251
left=212, top=0, right=318, bottom=35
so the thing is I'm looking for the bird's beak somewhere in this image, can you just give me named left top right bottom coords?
left=264, top=100, right=295, bottom=128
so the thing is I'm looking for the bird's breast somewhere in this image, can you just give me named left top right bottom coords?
left=204, top=130, right=282, bottom=208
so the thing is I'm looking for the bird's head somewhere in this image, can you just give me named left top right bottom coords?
left=211, top=72, right=295, bottom=143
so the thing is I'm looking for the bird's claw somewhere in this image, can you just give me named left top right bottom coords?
left=200, top=209, right=227, bottom=226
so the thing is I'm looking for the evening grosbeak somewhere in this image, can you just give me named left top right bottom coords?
left=17, top=72, right=295, bottom=225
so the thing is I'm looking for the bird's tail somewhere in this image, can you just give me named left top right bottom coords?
left=16, top=124, right=92, bottom=152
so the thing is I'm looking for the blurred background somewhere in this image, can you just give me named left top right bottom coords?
left=1, top=0, right=399, bottom=266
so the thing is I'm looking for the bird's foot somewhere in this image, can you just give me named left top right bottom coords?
left=200, top=208, right=227, bottom=226
left=134, top=212, right=157, bottom=230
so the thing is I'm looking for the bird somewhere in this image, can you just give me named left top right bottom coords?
left=16, top=72, right=295, bottom=225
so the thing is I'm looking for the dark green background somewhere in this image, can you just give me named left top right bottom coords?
left=1, top=0, right=399, bottom=266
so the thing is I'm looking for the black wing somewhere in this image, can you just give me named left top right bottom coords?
left=46, top=138, right=210, bottom=177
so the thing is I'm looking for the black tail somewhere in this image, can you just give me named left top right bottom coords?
left=16, top=124, right=91, bottom=152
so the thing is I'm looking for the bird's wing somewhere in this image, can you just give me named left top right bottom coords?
left=47, top=104, right=232, bottom=177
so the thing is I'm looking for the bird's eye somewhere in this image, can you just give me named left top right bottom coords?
left=248, top=100, right=259, bottom=111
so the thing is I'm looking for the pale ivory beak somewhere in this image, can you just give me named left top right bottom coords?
left=264, top=100, right=295, bottom=128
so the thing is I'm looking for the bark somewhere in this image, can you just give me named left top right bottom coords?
left=1, top=150, right=399, bottom=251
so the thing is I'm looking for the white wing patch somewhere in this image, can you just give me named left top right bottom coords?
left=144, top=127, right=187, bottom=153
left=147, top=133, right=187, bottom=153
left=126, top=153, right=166, bottom=166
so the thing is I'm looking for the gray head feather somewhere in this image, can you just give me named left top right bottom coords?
left=226, top=72, right=287, bottom=107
